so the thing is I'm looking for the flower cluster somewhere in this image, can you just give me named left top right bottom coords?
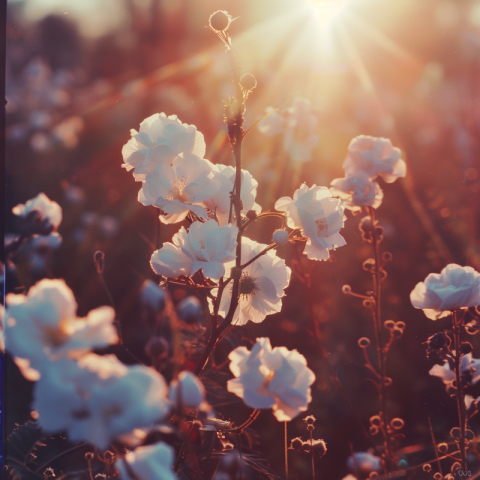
left=330, top=135, right=406, bottom=211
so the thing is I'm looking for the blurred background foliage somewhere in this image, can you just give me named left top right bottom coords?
left=5, top=0, right=480, bottom=478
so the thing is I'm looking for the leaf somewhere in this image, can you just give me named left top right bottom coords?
left=6, top=422, right=45, bottom=480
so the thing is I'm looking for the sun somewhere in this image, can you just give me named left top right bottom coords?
left=307, top=0, right=347, bottom=26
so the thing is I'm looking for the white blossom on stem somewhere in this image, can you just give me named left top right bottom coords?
left=343, top=135, right=406, bottom=183
left=33, top=354, right=170, bottom=450
left=218, top=238, right=291, bottom=325
left=429, top=353, right=480, bottom=386
left=12, top=192, right=62, bottom=229
left=150, top=220, right=237, bottom=280
left=138, top=154, right=217, bottom=224
left=201, top=164, right=261, bottom=225
left=275, top=183, right=346, bottom=260
left=122, top=113, right=206, bottom=181
left=116, top=442, right=177, bottom=480
left=330, top=171, right=383, bottom=211
left=4, top=279, right=117, bottom=380
left=227, top=337, right=315, bottom=421
left=410, top=264, right=480, bottom=320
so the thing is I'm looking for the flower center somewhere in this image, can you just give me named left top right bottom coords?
left=168, top=177, right=189, bottom=203
left=239, top=274, right=259, bottom=297
left=315, top=218, right=328, bottom=236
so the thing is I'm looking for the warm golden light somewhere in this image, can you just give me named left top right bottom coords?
left=308, top=0, right=346, bottom=26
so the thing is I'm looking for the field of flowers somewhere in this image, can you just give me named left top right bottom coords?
left=3, top=1, right=480, bottom=479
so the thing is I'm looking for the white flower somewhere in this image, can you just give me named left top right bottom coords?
left=116, top=442, right=176, bottom=480
left=151, top=220, right=237, bottom=280
left=330, top=171, right=383, bottom=211
left=122, top=113, right=206, bottom=181
left=275, top=184, right=346, bottom=261
left=343, top=135, right=406, bottom=183
left=200, top=164, right=262, bottom=226
left=5, top=279, right=117, bottom=380
left=138, top=154, right=217, bottom=224
left=12, top=193, right=62, bottom=229
left=33, top=354, right=170, bottom=449
left=258, top=99, right=319, bottom=163
left=218, top=238, right=291, bottom=325
left=410, top=264, right=480, bottom=320
left=227, top=337, right=315, bottom=421
left=429, top=353, right=480, bottom=385
left=347, top=452, right=381, bottom=473
left=168, top=371, right=206, bottom=409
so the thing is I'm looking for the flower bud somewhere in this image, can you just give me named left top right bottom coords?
left=240, top=73, right=257, bottom=91
left=273, top=229, right=289, bottom=246
left=422, top=464, right=432, bottom=472
left=433, top=473, right=442, bottom=480
left=209, top=10, right=232, bottom=32
left=169, top=371, right=206, bottom=410
left=245, top=209, right=257, bottom=220
left=140, top=280, right=166, bottom=313
left=358, top=337, right=371, bottom=348
left=427, top=332, right=451, bottom=350
left=460, top=342, right=473, bottom=354
left=177, top=296, right=202, bottom=324
left=384, top=377, right=392, bottom=386
left=369, top=473, right=379, bottom=480
left=231, top=266, right=242, bottom=280
left=306, top=424, right=315, bottom=432
left=145, top=336, right=170, bottom=371
left=395, top=321, right=406, bottom=330
left=85, top=452, right=95, bottom=461
left=369, top=426, right=379, bottom=435
left=342, top=285, right=352, bottom=294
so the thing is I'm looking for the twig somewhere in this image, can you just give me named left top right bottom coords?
left=428, top=415, right=443, bottom=476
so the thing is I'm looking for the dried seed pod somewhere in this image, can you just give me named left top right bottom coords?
left=369, top=425, right=379, bottom=435
left=370, top=415, right=381, bottom=427
left=450, top=427, right=461, bottom=440
left=363, top=259, right=375, bottom=271
left=390, top=418, right=404, bottom=430
left=342, top=285, right=352, bottom=294
left=310, top=439, right=327, bottom=457
left=437, top=443, right=448, bottom=454
left=209, top=10, right=232, bottom=32
left=358, top=337, right=371, bottom=348
left=290, top=437, right=304, bottom=451
left=382, top=252, right=393, bottom=262
left=423, top=464, right=432, bottom=472
left=433, top=473, right=442, bottom=480
left=395, top=321, right=406, bottom=330
left=240, top=73, right=257, bottom=91
left=303, top=415, right=316, bottom=425
left=384, top=320, right=395, bottom=329
left=451, top=462, right=461, bottom=474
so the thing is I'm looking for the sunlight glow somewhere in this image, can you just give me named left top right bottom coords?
left=308, top=0, right=347, bottom=27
